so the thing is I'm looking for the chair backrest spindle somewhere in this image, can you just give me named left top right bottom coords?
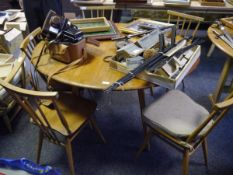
left=80, top=6, right=115, bottom=21
left=167, top=10, right=204, bottom=40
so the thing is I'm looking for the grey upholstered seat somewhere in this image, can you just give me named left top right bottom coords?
left=143, top=90, right=213, bottom=138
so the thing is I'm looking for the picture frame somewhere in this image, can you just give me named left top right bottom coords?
left=84, top=21, right=121, bottom=40
left=120, top=18, right=173, bottom=34
left=71, top=17, right=111, bottom=33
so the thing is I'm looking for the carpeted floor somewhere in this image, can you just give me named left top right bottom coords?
left=1, top=37, right=233, bottom=175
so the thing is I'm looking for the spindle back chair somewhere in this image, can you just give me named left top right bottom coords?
left=167, top=10, right=204, bottom=40
left=79, top=5, right=115, bottom=21
left=137, top=89, right=233, bottom=175
left=0, top=78, right=105, bottom=175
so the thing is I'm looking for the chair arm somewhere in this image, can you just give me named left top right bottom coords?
left=215, top=98, right=233, bottom=109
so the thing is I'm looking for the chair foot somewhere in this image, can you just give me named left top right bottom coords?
left=149, top=87, right=154, bottom=96
left=90, top=118, right=106, bottom=144
left=182, top=80, right=186, bottom=92
left=135, top=128, right=151, bottom=159
left=182, top=150, right=190, bottom=175
left=207, top=44, right=215, bottom=58
left=202, top=139, right=208, bottom=167
left=65, top=139, right=75, bottom=175
left=88, top=120, right=93, bottom=130
left=36, top=130, right=44, bottom=164
left=2, top=114, right=12, bottom=133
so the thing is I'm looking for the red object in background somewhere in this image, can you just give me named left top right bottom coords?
left=0, top=172, right=6, bottom=175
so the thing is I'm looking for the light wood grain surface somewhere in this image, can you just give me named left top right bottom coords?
left=31, top=40, right=152, bottom=91
left=208, top=24, right=233, bottom=103
left=207, top=24, right=233, bottom=58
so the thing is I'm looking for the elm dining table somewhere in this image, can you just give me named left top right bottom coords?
left=208, top=24, right=233, bottom=103
left=31, top=37, right=154, bottom=115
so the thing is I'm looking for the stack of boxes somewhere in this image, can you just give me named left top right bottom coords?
left=0, top=9, right=27, bottom=56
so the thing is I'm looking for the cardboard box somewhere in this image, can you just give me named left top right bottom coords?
left=0, top=28, right=23, bottom=54
left=4, top=21, right=28, bottom=37
left=109, top=45, right=201, bottom=89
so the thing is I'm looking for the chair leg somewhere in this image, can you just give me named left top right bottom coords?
left=135, top=127, right=151, bottom=159
left=182, top=80, right=186, bottom=91
left=88, top=120, right=93, bottom=130
left=36, top=130, right=44, bottom=164
left=2, top=114, right=12, bottom=132
left=182, top=150, right=190, bottom=175
left=21, top=63, right=27, bottom=88
left=149, top=87, right=153, bottom=96
left=207, top=44, right=215, bottom=58
left=202, top=138, right=208, bottom=167
left=90, top=118, right=106, bottom=144
left=65, top=138, right=75, bottom=175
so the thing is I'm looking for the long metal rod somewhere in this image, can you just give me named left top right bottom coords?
left=105, top=38, right=204, bottom=93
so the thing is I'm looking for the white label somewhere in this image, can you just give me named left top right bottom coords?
left=102, top=81, right=110, bottom=85
left=49, top=26, right=59, bottom=34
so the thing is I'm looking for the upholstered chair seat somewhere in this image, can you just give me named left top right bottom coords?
left=143, top=90, right=213, bottom=139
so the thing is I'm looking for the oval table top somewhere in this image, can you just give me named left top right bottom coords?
left=31, top=40, right=153, bottom=91
left=207, top=24, right=233, bottom=58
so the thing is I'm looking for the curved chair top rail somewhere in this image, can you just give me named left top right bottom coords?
left=167, top=10, right=204, bottom=22
left=0, top=78, right=58, bottom=99
left=3, top=52, right=26, bottom=83
left=167, top=10, right=204, bottom=39
left=20, top=27, right=43, bottom=60
left=79, top=5, right=115, bottom=21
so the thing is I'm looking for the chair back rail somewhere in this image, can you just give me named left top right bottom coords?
left=0, top=79, right=72, bottom=144
left=20, top=27, right=45, bottom=90
left=187, top=91, right=233, bottom=143
left=79, top=6, right=115, bottom=21
left=20, top=27, right=43, bottom=60
left=167, top=10, right=204, bottom=39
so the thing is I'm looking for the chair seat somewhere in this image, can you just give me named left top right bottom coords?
left=36, top=93, right=97, bottom=136
left=143, top=90, right=212, bottom=139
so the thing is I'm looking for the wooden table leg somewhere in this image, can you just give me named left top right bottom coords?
left=212, top=57, right=232, bottom=103
left=137, top=90, right=146, bottom=132
left=138, top=89, right=151, bottom=151
left=137, top=89, right=145, bottom=115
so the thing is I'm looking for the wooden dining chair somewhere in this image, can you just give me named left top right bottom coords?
left=167, top=10, right=204, bottom=41
left=79, top=5, right=115, bottom=21
left=0, top=78, right=106, bottom=175
left=0, top=53, right=26, bottom=132
left=136, top=89, right=233, bottom=175
left=166, top=10, right=204, bottom=87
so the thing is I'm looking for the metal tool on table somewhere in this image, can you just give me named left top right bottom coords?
left=213, top=21, right=233, bottom=48
left=212, top=29, right=233, bottom=49
left=113, top=25, right=175, bottom=50
left=104, top=38, right=205, bottom=93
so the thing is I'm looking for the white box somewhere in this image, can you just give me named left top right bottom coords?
left=0, top=28, right=23, bottom=54
left=109, top=45, right=201, bottom=89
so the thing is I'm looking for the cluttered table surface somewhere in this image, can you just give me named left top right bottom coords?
left=31, top=23, right=154, bottom=111
left=208, top=24, right=233, bottom=58
left=31, top=31, right=152, bottom=91
left=208, top=23, right=233, bottom=102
